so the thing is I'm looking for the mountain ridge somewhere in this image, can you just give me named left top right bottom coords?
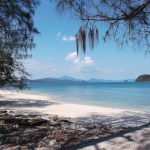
left=28, top=76, right=134, bottom=83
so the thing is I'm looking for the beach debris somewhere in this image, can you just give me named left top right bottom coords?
left=0, top=110, right=149, bottom=150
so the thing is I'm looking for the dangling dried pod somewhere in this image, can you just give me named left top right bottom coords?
left=75, top=33, right=80, bottom=55
left=88, top=28, right=95, bottom=49
left=75, top=26, right=99, bottom=54
left=81, top=28, right=86, bottom=53
left=95, top=27, right=99, bottom=43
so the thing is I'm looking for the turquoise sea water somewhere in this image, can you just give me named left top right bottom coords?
left=27, top=82, right=150, bottom=112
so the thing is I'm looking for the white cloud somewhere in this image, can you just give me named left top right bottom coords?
left=68, top=36, right=75, bottom=41
left=56, top=33, right=75, bottom=42
left=65, top=51, right=94, bottom=67
left=65, top=52, right=79, bottom=64
left=65, top=52, right=77, bottom=61
left=62, top=35, right=68, bottom=41
left=62, top=35, right=75, bottom=41
left=81, top=57, right=93, bottom=66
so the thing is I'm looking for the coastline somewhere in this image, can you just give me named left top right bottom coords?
left=0, top=89, right=150, bottom=149
left=0, top=89, right=141, bottom=118
left=0, top=89, right=149, bottom=126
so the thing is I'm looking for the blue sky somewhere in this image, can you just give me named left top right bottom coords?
left=23, top=1, right=150, bottom=80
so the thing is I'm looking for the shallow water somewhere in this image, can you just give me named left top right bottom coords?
left=27, top=82, right=150, bottom=112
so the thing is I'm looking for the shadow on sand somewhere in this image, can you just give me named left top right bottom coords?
left=73, top=111, right=150, bottom=127
left=67, top=123, right=150, bottom=150
left=0, top=99, right=57, bottom=108
left=0, top=94, right=57, bottom=108
left=66, top=112, right=150, bottom=150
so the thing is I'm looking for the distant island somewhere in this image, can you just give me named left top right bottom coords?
left=28, top=76, right=134, bottom=84
left=135, top=74, right=150, bottom=82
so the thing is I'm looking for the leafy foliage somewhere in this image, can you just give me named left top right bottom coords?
left=0, top=50, right=29, bottom=89
left=55, top=0, right=150, bottom=53
left=0, top=0, right=39, bottom=89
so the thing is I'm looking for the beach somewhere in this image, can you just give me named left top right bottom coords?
left=0, top=89, right=147, bottom=119
left=0, top=89, right=127, bottom=117
left=0, top=89, right=150, bottom=149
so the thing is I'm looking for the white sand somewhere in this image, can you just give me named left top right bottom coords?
left=0, top=89, right=132, bottom=118
left=1, top=89, right=149, bottom=127
left=0, top=89, right=50, bottom=101
left=32, top=103, right=127, bottom=118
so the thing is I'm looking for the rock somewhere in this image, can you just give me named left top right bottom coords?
left=48, top=140, right=61, bottom=150
left=9, top=110, right=14, bottom=113
left=79, top=127, right=87, bottom=131
left=0, top=110, right=7, bottom=114
left=13, top=124, right=19, bottom=128
left=28, top=118, right=49, bottom=126
left=60, top=119, right=72, bottom=124
left=49, top=140, right=57, bottom=147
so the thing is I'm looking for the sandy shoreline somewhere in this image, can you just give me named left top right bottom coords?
left=0, top=89, right=149, bottom=126
left=0, top=89, right=137, bottom=117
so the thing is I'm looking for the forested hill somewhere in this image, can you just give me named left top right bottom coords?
left=135, top=75, right=150, bottom=82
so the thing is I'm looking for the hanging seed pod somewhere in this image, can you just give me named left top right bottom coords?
left=88, top=28, right=94, bottom=49
left=95, top=27, right=99, bottom=43
left=81, top=28, right=86, bottom=53
left=75, top=33, right=79, bottom=55
left=75, top=26, right=99, bottom=54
